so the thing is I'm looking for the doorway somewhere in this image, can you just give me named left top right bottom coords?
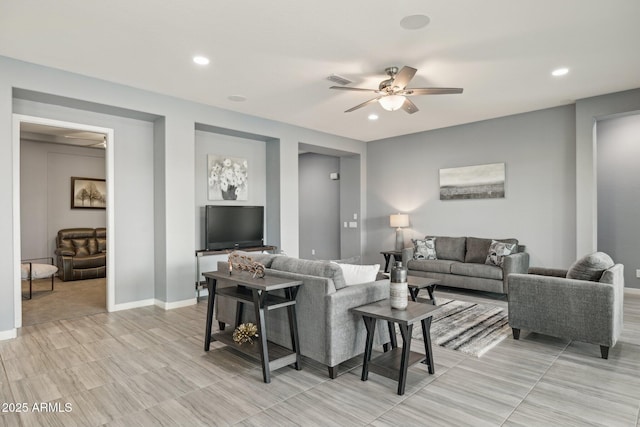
left=12, top=115, right=115, bottom=328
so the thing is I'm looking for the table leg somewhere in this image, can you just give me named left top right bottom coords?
left=397, top=323, right=414, bottom=395
left=387, top=321, right=397, bottom=349
left=383, top=254, right=391, bottom=273
left=361, top=316, right=376, bottom=381
left=426, top=285, right=437, bottom=305
left=252, top=289, right=271, bottom=383
left=285, top=286, right=302, bottom=370
left=420, top=317, right=435, bottom=374
left=204, top=277, right=217, bottom=351
left=409, top=287, right=419, bottom=302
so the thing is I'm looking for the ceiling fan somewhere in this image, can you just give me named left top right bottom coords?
left=330, top=66, right=463, bottom=114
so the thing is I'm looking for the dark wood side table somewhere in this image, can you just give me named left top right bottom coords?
left=352, top=300, right=439, bottom=395
left=407, top=276, right=439, bottom=305
left=380, top=250, right=402, bottom=273
left=203, top=270, right=302, bottom=383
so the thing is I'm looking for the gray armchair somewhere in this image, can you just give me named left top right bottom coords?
left=508, top=252, right=624, bottom=359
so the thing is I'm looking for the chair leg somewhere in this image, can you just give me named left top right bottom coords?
left=328, top=366, right=338, bottom=379
left=512, top=328, right=520, bottom=340
left=600, top=345, right=609, bottom=359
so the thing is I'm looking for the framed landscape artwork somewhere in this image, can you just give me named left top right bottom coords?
left=439, top=163, right=505, bottom=200
left=207, top=155, right=249, bottom=201
left=71, top=177, right=106, bottom=209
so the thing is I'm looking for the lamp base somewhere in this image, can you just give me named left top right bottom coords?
left=395, top=228, right=405, bottom=252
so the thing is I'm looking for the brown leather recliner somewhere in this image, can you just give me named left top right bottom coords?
left=55, top=228, right=107, bottom=281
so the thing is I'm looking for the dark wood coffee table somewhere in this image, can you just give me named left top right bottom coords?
left=352, top=300, right=439, bottom=395
left=407, top=276, right=439, bottom=305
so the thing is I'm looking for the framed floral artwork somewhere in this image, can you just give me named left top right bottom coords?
left=207, top=155, right=248, bottom=201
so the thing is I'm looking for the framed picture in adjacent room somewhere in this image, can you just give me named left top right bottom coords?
left=71, top=177, right=106, bottom=209
left=439, top=163, right=505, bottom=200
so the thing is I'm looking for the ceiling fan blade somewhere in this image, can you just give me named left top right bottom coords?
left=406, top=87, right=464, bottom=95
left=330, top=86, right=378, bottom=92
left=402, top=98, right=419, bottom=114
left=345, top=97, right=381, bottom=113
left=391, top=66, right=417, bottom=90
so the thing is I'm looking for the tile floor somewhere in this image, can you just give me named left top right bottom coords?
left=1, top=288, right=639, bottom=426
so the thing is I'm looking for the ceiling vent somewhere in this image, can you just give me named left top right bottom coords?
left=327, top=74, right=352, bottom=86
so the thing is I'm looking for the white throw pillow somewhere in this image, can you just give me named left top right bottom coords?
left=332, top=262, right=380, bottom=286
left=21, top=263, right=58, bottom=280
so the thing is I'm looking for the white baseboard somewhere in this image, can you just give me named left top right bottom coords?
left=0, top=328, right=17, bottom=341
left=110, top=298, right=155, bottom=312
left=154, top=298, right=196, bottom=310
left=625, top=287, right=640, bottom=296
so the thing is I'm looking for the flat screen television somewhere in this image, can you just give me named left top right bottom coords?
left=204, top=205, right=264, bottom=250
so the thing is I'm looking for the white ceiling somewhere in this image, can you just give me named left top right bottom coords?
left=2, top=1, right=639, bottom=142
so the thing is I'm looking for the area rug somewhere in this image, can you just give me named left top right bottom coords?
left=411, top=298, right=510, bottom=357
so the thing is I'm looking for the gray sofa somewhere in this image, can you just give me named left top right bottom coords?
left=401, top=236, right=529, bottom=294
left=214, top=252, right=391, bottom=378
left=508, top=252, right=624, bottom=359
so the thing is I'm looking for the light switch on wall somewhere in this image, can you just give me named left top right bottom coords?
left=348, top=221, right=357, bottom=228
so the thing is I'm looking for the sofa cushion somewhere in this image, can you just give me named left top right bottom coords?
left=407, top=259, right=456, bottom=274
left=412, top=238, right=437, bottom=260
left=72, top=253, right=106, bottom=269
left=451, top=262, right=503, bottom=281
left=271, top=257, right=347, bottom=289
left=485, top=240, right=517, bottom=267
left=567, top=252, right=615, bottom=282
left=466, top=237, right=519, bottom=264
left=21, top=263, right=58, bottom=280
left=428, top=236, right=466, bottom=262
left=97, top=238, right=107, bottom=253
left=332, top=262, right=380, bottom=286
left=72, top=239, right=89, bottom=257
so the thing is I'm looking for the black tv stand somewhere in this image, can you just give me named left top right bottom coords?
left=195, top=245, right=278, bottom=301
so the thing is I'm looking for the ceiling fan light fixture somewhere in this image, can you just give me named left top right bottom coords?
left=379, top=95, right=405, bottom=111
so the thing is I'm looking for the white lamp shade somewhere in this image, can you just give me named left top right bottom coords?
left=379, top=95, right=406, bottom=111
left=390, top=213, right=409, bottom=228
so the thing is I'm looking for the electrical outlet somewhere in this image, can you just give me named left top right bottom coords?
left=636, top=269, right=640, bottom=278
left=312, top=249, right=316, bottom=255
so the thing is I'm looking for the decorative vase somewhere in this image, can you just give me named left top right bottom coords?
left=221, top=185, right=238, bottom=200
left=390, top=261, right=408, bottom=310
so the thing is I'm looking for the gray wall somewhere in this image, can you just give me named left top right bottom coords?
left=298, top=153, right=340, bottom=260
left=597, top=113, right=640, bottom=288
left=20, top=141, right=106, bottom=260
left=366, top=105, right=577, bottom=269
left=194, top=130, right=267, bottom=274
left=340, top=155, right=361, bottom=260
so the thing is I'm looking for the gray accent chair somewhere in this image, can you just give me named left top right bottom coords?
left=508, top=252, right=624, bottom=359
left=214, top=253, right=391, bottom=378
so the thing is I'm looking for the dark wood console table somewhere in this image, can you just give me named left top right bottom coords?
left=195, top=245, right=277, bottom=301
left=203, top=270, right=302, bottom=383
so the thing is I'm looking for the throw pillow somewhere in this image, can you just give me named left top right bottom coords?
left=333, top=262, right=380, bottom=286
left=21, top=263, right=58, bottom=280
left=412, top=238, right=437, bottom=260
left=72, top=238, right=89, bottom=257
left=485, top=240, right=516, bottom=267
left=566, top=252, right=614, bottom=281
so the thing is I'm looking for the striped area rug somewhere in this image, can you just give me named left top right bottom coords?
left=411, top=298, right=510, bottom=357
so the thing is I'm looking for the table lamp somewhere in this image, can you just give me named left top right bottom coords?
left=389, top=213, right=409, bottom=251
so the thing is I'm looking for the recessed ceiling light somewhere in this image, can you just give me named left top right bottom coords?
left=552, top=67, right=569, bottom=77
left=368, top=113, right=379, bottom=121
left=400, top=14, right=430, bottom=30
left=193, top=56, right=210, bottom=65
left=228, top=95, right=247, bottom=102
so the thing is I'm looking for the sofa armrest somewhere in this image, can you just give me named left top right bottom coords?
left=401, top=247, right=414, bottom=266
left=325, top=279, right=391, bottom=365
left=502, top=252, right=529, bottom=292
left=508, top=273, right=623, bottom=347
left=56, top=255, right=73, bottom=281
left=528, top=267, right=568, bottom=277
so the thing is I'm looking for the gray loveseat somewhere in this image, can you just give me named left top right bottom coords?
left=214, top=252, right=391, bottom=378
left=508, top=252, right=624, bottom=359
left=401, top=236, right=529, bottom=294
